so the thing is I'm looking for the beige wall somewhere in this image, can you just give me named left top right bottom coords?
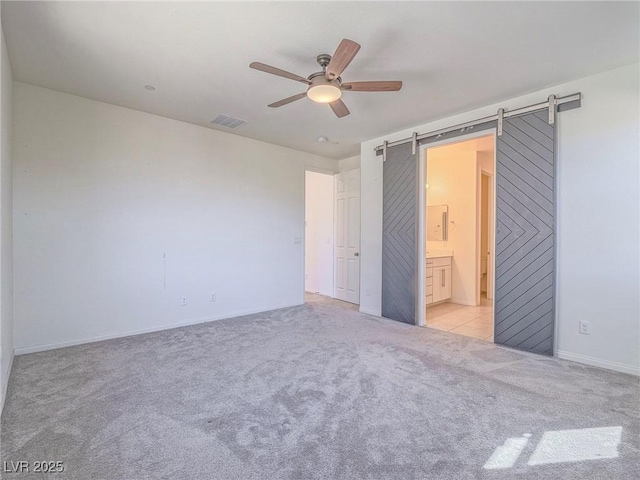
left=477, top=150, right=494, bottom=174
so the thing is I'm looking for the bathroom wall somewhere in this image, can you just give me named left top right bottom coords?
left=477, top=151, right=494, bottom=174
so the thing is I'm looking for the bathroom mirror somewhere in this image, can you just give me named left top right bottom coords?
left=427, top=204, right=448, bottom=241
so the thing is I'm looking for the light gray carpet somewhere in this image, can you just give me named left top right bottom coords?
left=2, top=294, right=639, bottom=479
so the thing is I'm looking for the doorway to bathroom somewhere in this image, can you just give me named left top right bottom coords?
left=420, top=133, right=496, bottom=342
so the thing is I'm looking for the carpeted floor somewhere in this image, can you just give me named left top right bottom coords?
left=1, top=294, right=639, bottom=479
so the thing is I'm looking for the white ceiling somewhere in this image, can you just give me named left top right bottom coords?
left=2, top=1, right=638, bottom=160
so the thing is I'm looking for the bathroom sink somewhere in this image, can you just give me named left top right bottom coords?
left=426, top=250, right=453, bottom=258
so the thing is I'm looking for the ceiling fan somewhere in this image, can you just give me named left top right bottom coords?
left=250, top=39, right=402, bottom=118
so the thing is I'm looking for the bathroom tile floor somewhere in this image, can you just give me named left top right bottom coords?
left=426, top=295, right=493, bottom=341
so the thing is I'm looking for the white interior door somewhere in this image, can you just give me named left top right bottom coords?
left=334, top=169, right=361, bottom=304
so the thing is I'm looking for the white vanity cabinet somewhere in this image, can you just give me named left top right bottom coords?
left=426, top=256, right=452, bottom=305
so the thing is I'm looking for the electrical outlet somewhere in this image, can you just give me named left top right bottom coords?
left=579, top=320, right=591, bottom=335
left=210, top=293, right=216, bottom=302
left=181, top=296, right=188, bottom=306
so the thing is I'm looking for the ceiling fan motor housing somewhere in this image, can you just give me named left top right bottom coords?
left=316, top=54, right=332, bottom=69
left=307, top=71, right=342, bottom=87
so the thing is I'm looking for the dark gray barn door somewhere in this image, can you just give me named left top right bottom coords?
left=382, top=143, right=417, bottom=324
left=495, top=110, right=555, bottom=355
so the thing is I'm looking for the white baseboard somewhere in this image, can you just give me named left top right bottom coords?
left=1, top=349, right=15, bottom=415
left=14, top=302, right=301, bottom=356
left=359, top=307, right=381, bottom=317
left=557, top=350, right=640, bottom=376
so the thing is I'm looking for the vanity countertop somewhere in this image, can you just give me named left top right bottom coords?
left=427, top=250, right=453, bottom=259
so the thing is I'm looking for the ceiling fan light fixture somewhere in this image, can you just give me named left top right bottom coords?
left=250, top=38, right=402, bottom=117
left=307, top=84, right=342, bottom=104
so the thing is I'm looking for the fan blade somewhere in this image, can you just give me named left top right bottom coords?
left=268, top=92, right=307, bottom=108
left=250, top=62, right=311, bottom=85
left=342, top=81, right=403, bottom=92
left=329, top=99, right=350, bottom=118
left=325, top=39, right=361, bottom=80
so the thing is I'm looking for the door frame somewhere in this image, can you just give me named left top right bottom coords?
left=418, top=128, right=497, bottom=328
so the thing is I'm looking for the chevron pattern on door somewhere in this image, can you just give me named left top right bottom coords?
left=382, top=143, right=417, bottom=324
left=495, top=110, right=555, bottom=355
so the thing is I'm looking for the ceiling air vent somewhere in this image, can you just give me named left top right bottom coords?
left=210, top=114, right=247, bottom=129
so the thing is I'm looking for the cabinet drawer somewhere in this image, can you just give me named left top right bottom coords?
left=426, top=294, right=434, bottom=305
left=426, top=276, right=433, bottom=287
left=430, top=257, right=451, bottom=267
left=426, top=267, right=433, bottom=278
left=425, top=285, right=433, bottom=296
